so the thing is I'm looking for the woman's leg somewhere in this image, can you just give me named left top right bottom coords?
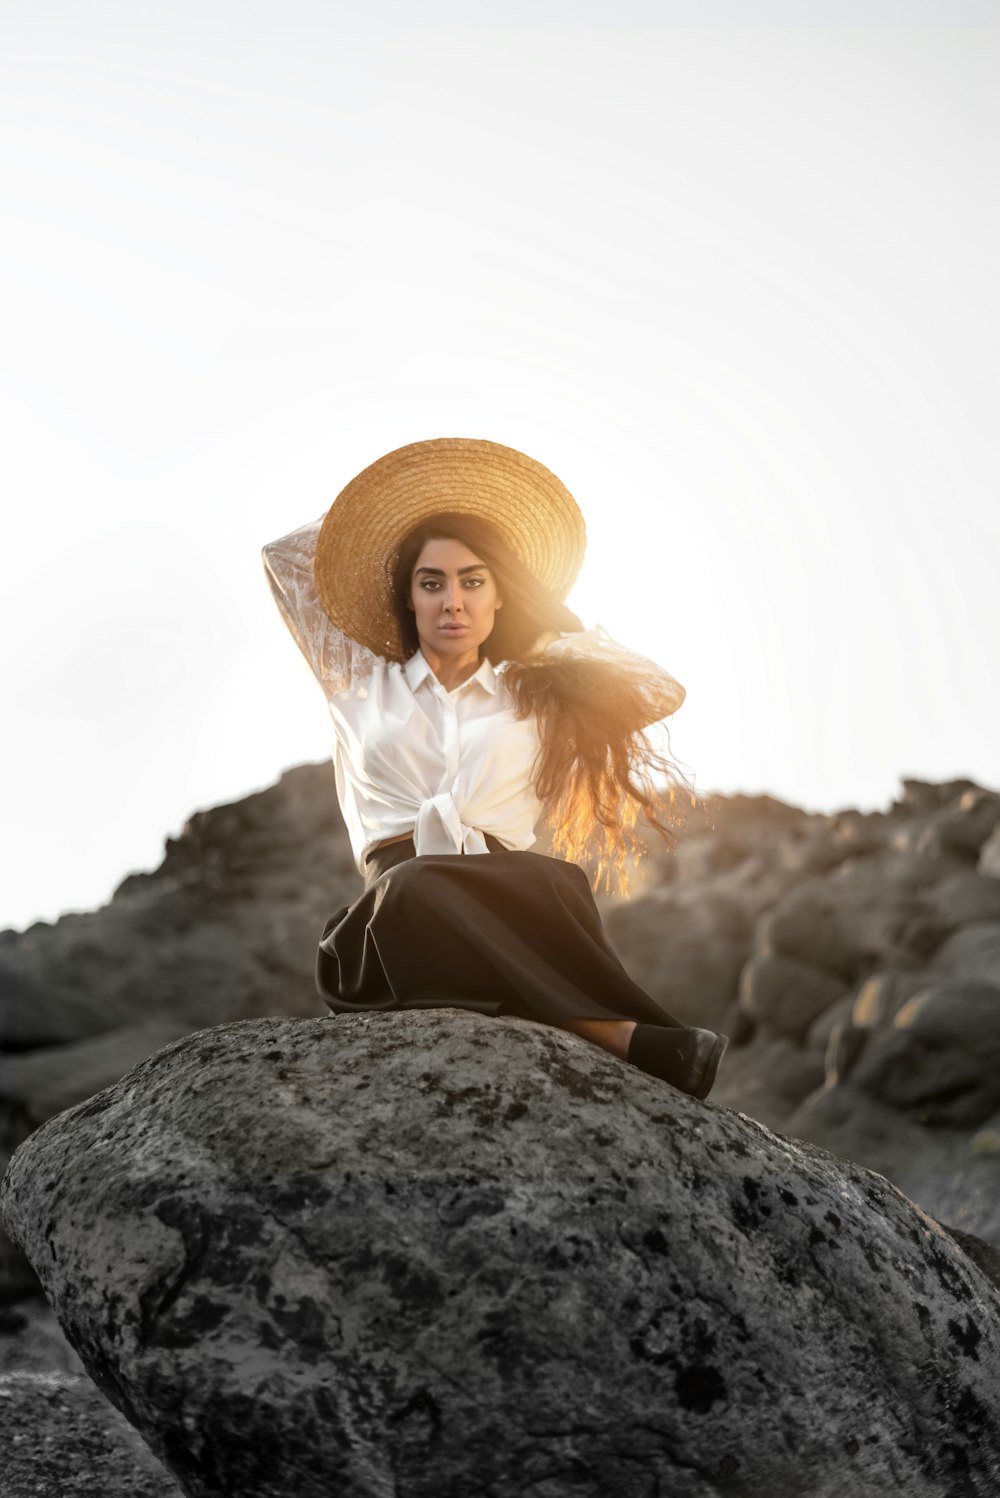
left=562, top=1018, right=636, bottom=1061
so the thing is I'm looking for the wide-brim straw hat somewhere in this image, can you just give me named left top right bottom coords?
left=315, top=437, right=587, bottom=660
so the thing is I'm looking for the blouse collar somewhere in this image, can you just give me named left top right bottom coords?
left=403, top=650, right=498, bottom=697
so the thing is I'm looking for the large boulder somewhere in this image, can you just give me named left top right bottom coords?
left=4, top=1011, right=1000, bottom=1498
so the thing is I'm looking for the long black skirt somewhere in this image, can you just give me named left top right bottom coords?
left=315, top=839, right=684, bottom=1030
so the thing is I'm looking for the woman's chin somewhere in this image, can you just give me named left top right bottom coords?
left=435, top=631, right=477, bottom=651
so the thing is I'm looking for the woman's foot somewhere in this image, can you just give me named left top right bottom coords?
left=561, top=1018, right=728, bottom=1100
left=627, top=1024, right=729, bottom=1099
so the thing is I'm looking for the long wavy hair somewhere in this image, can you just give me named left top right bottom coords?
left=392, top=513, right=691, bottom=892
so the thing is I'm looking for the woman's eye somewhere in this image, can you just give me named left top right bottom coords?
left=417, top=574, right=486, bottom=591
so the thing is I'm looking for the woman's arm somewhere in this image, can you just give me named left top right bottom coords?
left=262, top=515, right=379, bottom=697
left=541, top=625, right=686, bottom=726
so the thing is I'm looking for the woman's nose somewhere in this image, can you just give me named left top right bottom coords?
left=443, top=583, right=464, bottom=612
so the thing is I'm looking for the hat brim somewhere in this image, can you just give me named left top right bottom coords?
left=315, top=438, right=587, bottom=661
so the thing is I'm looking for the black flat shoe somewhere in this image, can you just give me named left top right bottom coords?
left=627, top=1025, right=729, bottom=1100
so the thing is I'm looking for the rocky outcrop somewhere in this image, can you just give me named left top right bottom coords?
left=606, top=778, right=1000, bottom=1245
left=4, top=1010, right=1000, bottom=1497
left=1, top=763, right=354, bottom=1057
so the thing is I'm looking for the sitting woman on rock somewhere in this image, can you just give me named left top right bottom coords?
left=262, top=437, right=728, bottom=1098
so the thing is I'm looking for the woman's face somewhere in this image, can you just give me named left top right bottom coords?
left=408, top=537, right=503, bottom=661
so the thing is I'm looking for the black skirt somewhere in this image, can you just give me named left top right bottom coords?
left=315, top=839, right=683, bottom=1030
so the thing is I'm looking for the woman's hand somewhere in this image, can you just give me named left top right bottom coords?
left=525, top=629, right=561, bottom=659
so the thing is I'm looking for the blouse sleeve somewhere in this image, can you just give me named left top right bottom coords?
left=261, top=515, right=380, bottom=698
left=542, top=624, right=686, bottom=725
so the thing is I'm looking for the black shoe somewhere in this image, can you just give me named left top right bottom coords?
left=627, top=1025, right=729, bottom=1100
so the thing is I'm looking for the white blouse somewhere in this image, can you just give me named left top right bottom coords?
left=263, top=515, right=685, bottom=873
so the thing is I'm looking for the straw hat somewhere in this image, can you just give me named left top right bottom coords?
left=315, top=437, right=587, bottom=660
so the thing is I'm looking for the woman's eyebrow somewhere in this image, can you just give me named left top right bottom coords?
left=414, top=564, right=489, bottom=576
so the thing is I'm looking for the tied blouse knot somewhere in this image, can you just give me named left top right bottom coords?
left=262, top=515, right=686, bottom=874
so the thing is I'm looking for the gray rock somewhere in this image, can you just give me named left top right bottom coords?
left=709, top=1032, right=826, bottom=1132
left=943, top=1227, right=1000, bottom=1295
left=0, top=1292, right=184, bottom=1495
left=774, top=828, right=854, bottom=876
left=759, top=870, right=945, bottom=980
left=980, top=825, right=1000, bottom=880
left=0, top=1019, right=192, bottom=1127
left=4, top=1011, right=1000, bottom=1498
left=851, top=968, right=929, bottom=1029
left=804, top=992, right=856, bottom=1056
left=823, top=1019, right=870, bottom=1088
left=915, top=789, right=1000, bottom=860
left=1, top=1295, right=184, bottom=1494
left=786, top=1084, right=1000, bottom=1249
left=1, top=763, right=355, bottom=1052
left=824, top=808, right=890, bottom=858
left=971, top=1110, right=1000, bottom=1159
left=893, top=778, right=985, bottom=818
left=1, top=1371, right=183, bottom=1497
left=605, top=889, right=752, bottom=1029
left=835, top=845, right=971, bottom=892
left=0, top=764, right=360, bottom=1305
left=0, top=1105, right=39, bottom=1302
left=604, top=796, right=826, bottom=1028
left=923, top=870, right=1000, bottom=929
left=738, top=952, right=846, bottom=1041
left=1, top=1293, right=86, bottom=1377
left=844, top=979, right=1000, bottom=1126
left=0, top=1294, right=182, bottom=1492
left=681, top=792, right=812, bottom=845
left=930, top=921, right=1000, bottom=985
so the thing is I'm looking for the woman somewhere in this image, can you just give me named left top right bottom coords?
left=263, top=437, right=728, bottom=1098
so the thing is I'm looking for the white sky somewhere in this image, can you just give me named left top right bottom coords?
left=2, top=0, right=998, bottom=931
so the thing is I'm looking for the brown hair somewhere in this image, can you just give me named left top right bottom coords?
left=392, top=514, right=690, bottom=892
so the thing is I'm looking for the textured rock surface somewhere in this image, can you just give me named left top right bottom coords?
left=5, top=1011, right=1000, bottom=1498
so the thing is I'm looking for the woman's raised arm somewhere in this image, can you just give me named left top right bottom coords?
left=542, top=625, right=686, bottom=726
left=262, top=515, right=379, bottom=698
